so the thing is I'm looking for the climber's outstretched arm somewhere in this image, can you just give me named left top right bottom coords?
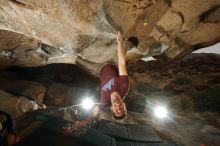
left=116, top=32, right=128, bottom=76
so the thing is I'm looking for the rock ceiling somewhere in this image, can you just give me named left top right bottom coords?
left=0, top=0, right=220, bottom=67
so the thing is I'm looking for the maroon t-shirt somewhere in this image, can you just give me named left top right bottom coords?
left=99, top=64, right=130, bottom=110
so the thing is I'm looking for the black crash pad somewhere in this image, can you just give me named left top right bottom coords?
left=46, top=117, right=116, bottom=146
left=116, top=141, right=176, bottom=146
left=15, top=126, right=90, bottom=146
left=16, top=116, right=116, bottom=146
left=97, top=120, right=161, bottom=143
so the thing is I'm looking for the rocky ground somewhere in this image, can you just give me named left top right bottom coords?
left=126, top=53, right=220, bottom=146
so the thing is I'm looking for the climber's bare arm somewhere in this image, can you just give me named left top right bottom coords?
left=117, top=32, right=128, bottom=76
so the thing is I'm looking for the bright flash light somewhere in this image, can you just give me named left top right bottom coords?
left=154, top=106, right=168, bottom=119
left=81, top=98, right=94, bottom=110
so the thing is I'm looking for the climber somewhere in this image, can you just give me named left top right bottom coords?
left=74, top=32, right=130, bottom=126
left=0, top=111, right=20, bottom=146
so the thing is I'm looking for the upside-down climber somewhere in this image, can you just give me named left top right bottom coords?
left=73, top=32, right=130, bottom=126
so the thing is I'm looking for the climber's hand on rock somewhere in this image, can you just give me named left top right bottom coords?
left=117, top=31, right=123, bottom=43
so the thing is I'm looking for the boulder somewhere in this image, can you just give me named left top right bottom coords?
left=0, top=77, right=46, bottom=103
left=0, top=0, right=219, bottom=66
left=0, top=90, right=41, bottom=118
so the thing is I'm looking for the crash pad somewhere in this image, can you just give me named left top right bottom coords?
left=97, top=119, right=161, bottom=143
left=116, top=141, right=176, bottom=146
left=16, top=116, right=116, bottom=146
